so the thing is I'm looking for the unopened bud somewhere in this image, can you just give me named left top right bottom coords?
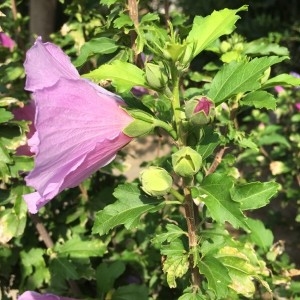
left=140, top=166, right=173, bottom=197
left=185, top=96, right=215, bottom=126
left=172, top=147, right=202, bottom=177
left=145, top=63, right=168, bottom=89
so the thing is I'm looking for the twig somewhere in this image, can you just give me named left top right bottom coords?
left=206, top=147, right=227, bottom=176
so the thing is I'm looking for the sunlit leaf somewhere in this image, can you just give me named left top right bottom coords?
left=241, top=91, right=276, bottom=110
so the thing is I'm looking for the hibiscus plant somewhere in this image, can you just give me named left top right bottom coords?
left=1, top=1, right=300, bottom=299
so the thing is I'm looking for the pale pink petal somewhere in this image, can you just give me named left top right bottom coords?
left=24, top=78, right=132, bottom=213
left=24, top=37, right=79, bottom=92
left=18, top=291, right=77, bottom=300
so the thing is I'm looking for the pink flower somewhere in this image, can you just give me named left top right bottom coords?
left=18, top=291, right=78, bottom=300
left=274, top=85, right=285, bottom=94
left=13, top=102, right=36, bottom=156
left=295, top=103, right=300, bottom=111
left=0, top=32, right=15, bottom=50
left=23, top=37, right=133, bottom=213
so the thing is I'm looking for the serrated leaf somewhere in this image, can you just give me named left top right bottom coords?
left=197, top=173, right=249, bottom=230
left=262, top=73, right=300, bottom=89
left=50, top=257, right=79, bottom=280
left=0, top=141, right=11, bottom=163
left=231, top=181, right=279, bottom=210
left=112, top=284, right=148, bottom=300
left=152, top=224, right=187, bottom=244
left=198, top=255, right=231, bottom=298
left=178, top=292, right=206, bottom=300
left=187, top=6, right=248, bottom=58
left=113, top=13, right=133, bottom=29
left=55, top=236, right=107, bottom=258
left=83, top=60, right=147, bottom=93
left=0, top=108, right=13, bottom=123
left=92, top=183, right=164, bottom=235
left=100, top=0, right=119, bottom=7
left=208, top=56, right=287, bottom=104
left=247, top=219, right=274, bottom=251
left=96, top=261, right=126, bottom=295
left=73, top=37, right=118, bottom=67
left=241, top=91, right=276, bottom=110
left=140, top=13, right=160, bottom=23
left=161, top=239, right=189, bottom=288
left=197, top=126, right=219, bottom=160
left=244, top=41, right=289, bottom=56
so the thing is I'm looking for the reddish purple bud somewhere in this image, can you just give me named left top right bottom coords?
left=0, top=32, right=15, bottom=50
left=295, top=103, right=300, bottom=112
left=185, top=96, right=215, bottom=126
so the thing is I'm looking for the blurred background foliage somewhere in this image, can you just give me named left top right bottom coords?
left=0, top=0, right=300, bottom=299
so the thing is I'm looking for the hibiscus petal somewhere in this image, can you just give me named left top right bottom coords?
left=24, top=37, right=79, bottom=92
left=18, top=291, right=77, bottom=300
left=24, top=78, right=132, bottom=213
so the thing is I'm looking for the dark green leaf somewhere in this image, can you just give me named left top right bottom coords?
left=241, top=91, right=276, bottom=110
left=74, top=37, right=118, bottom=67
left=112, top=284, right=148, bottom=300
left=198, top=255, right=231, bottom=298
left=230, top=181, right=279, bottom=210
left=92, top=183, right=164, bottom=235
left=208, top=56, right=287, bottom=104
left=152, top=224, right=187, bottom=245
left=197, top=173, right=249, bottom=229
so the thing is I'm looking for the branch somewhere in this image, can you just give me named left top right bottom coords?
left=206, top=147, right=227, bottom=176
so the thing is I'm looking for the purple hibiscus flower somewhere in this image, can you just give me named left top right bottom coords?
left=18, top=291, right=78, bottom=300
left=0, top=32, right=15, bottom=50
left=23, top=37, right=133, bottom=213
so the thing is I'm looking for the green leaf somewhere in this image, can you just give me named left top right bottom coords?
left=152, top=224, right=187, bottom=244
left=113, top=13, right=133, bottom=29
left=50, top=257, right=79, bottom=280
left=208, top=56, right=287, bottom=104
left=96, top=261, right=126, bottom=296
left=100, top=0, right=119, bottom=7
left=198, top=255, right=231, bottom=298
left=112, top=284, right=148, bottom=300
left=197, top=173, right=249, bottom=229
left=92, top=183, right=164, bottom=235
left=83, top=60, right=147, bottom=93
left=0, top=140, right=11, bottom=163
left=187, top=6, right=248, bottom=58
left=262, top=73, right=300, bottom=89
left=73, top=37, right=118, bottom=67
left=0, top=108, right=13, bottom=123
left=241, top=91, right=276, bottom=110
left=230, top=181, right=279, bottom=210
left=196, top=126, right=219, bottom=160
left=247, top=219, right=274, bottom=251
left=244, top=40, right=289, bottom=56
left=55, top=236, right=107, bottom=258
left=161, top=239, right=189, bottom=288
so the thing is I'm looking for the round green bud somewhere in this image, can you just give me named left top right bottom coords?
left=140, top=166, right=173, bottom=197
left=172, top=147, right=202, bottom=177
left=185, top=96, right=215, bottom=126
left=220, top=41, right=231, bottom=53
left=145, top=63, right=168, bottom=89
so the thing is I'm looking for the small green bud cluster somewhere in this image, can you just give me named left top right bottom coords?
left=185, top=96, right=215, bottom=126
left=172, top=147, right=202, bottom=177
left=140, top=166, right=173, bottom=197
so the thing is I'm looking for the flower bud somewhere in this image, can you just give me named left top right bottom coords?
left=185, top=96, right=215, bottom=126
left=140, top=166, right=173, bottom=197
left=172, top=147, right=202, bottom=177
left=220, top=41, right=231, bottom=53
left=145, top=63, right=168, bottom=89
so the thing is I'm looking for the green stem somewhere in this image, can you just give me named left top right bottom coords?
left=154, top=119, right=177, bottom=140
left=169, top=187, right=185, bottom=202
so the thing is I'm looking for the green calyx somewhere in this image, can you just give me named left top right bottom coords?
left=172, top=146, right=202, bottom=177
left=140, top=166, right=173, bottom=197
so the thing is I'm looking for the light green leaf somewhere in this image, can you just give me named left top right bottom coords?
left=100, top=0, right=119, bottom=7
left=92, top=183, right=164, bottom=235
left=113, top=13, right=133, bottom=29
left=198, top=255, right=231, bottom=298
left=187, top=6, right=248, bottom=58
left=0, top=108, right=13, bottom=123
left=55, top=236, right=107, bottom=258
left=161, top=239, right=189, bottom=288
left=244, top=41, right=289, bottom=56
left=262, top=73, right=300, bottom=89
left=83, top=60, right=147, bottom=93
left=196, top=126, right=220, bottom=160
left=230, top=181, right=279, bottom=210
left=0, top=141, right=11, bottom=163
left=208, top=56, right=287, bottom=104
left=241, top=91, right=276, bottom=110
left=73, top=37, right=118, bottom=67
left=247, top=219, right=274, bottom=251
left=197, top=173, right=249, bottom=229
left=152, top=224, right=187, bottom=245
